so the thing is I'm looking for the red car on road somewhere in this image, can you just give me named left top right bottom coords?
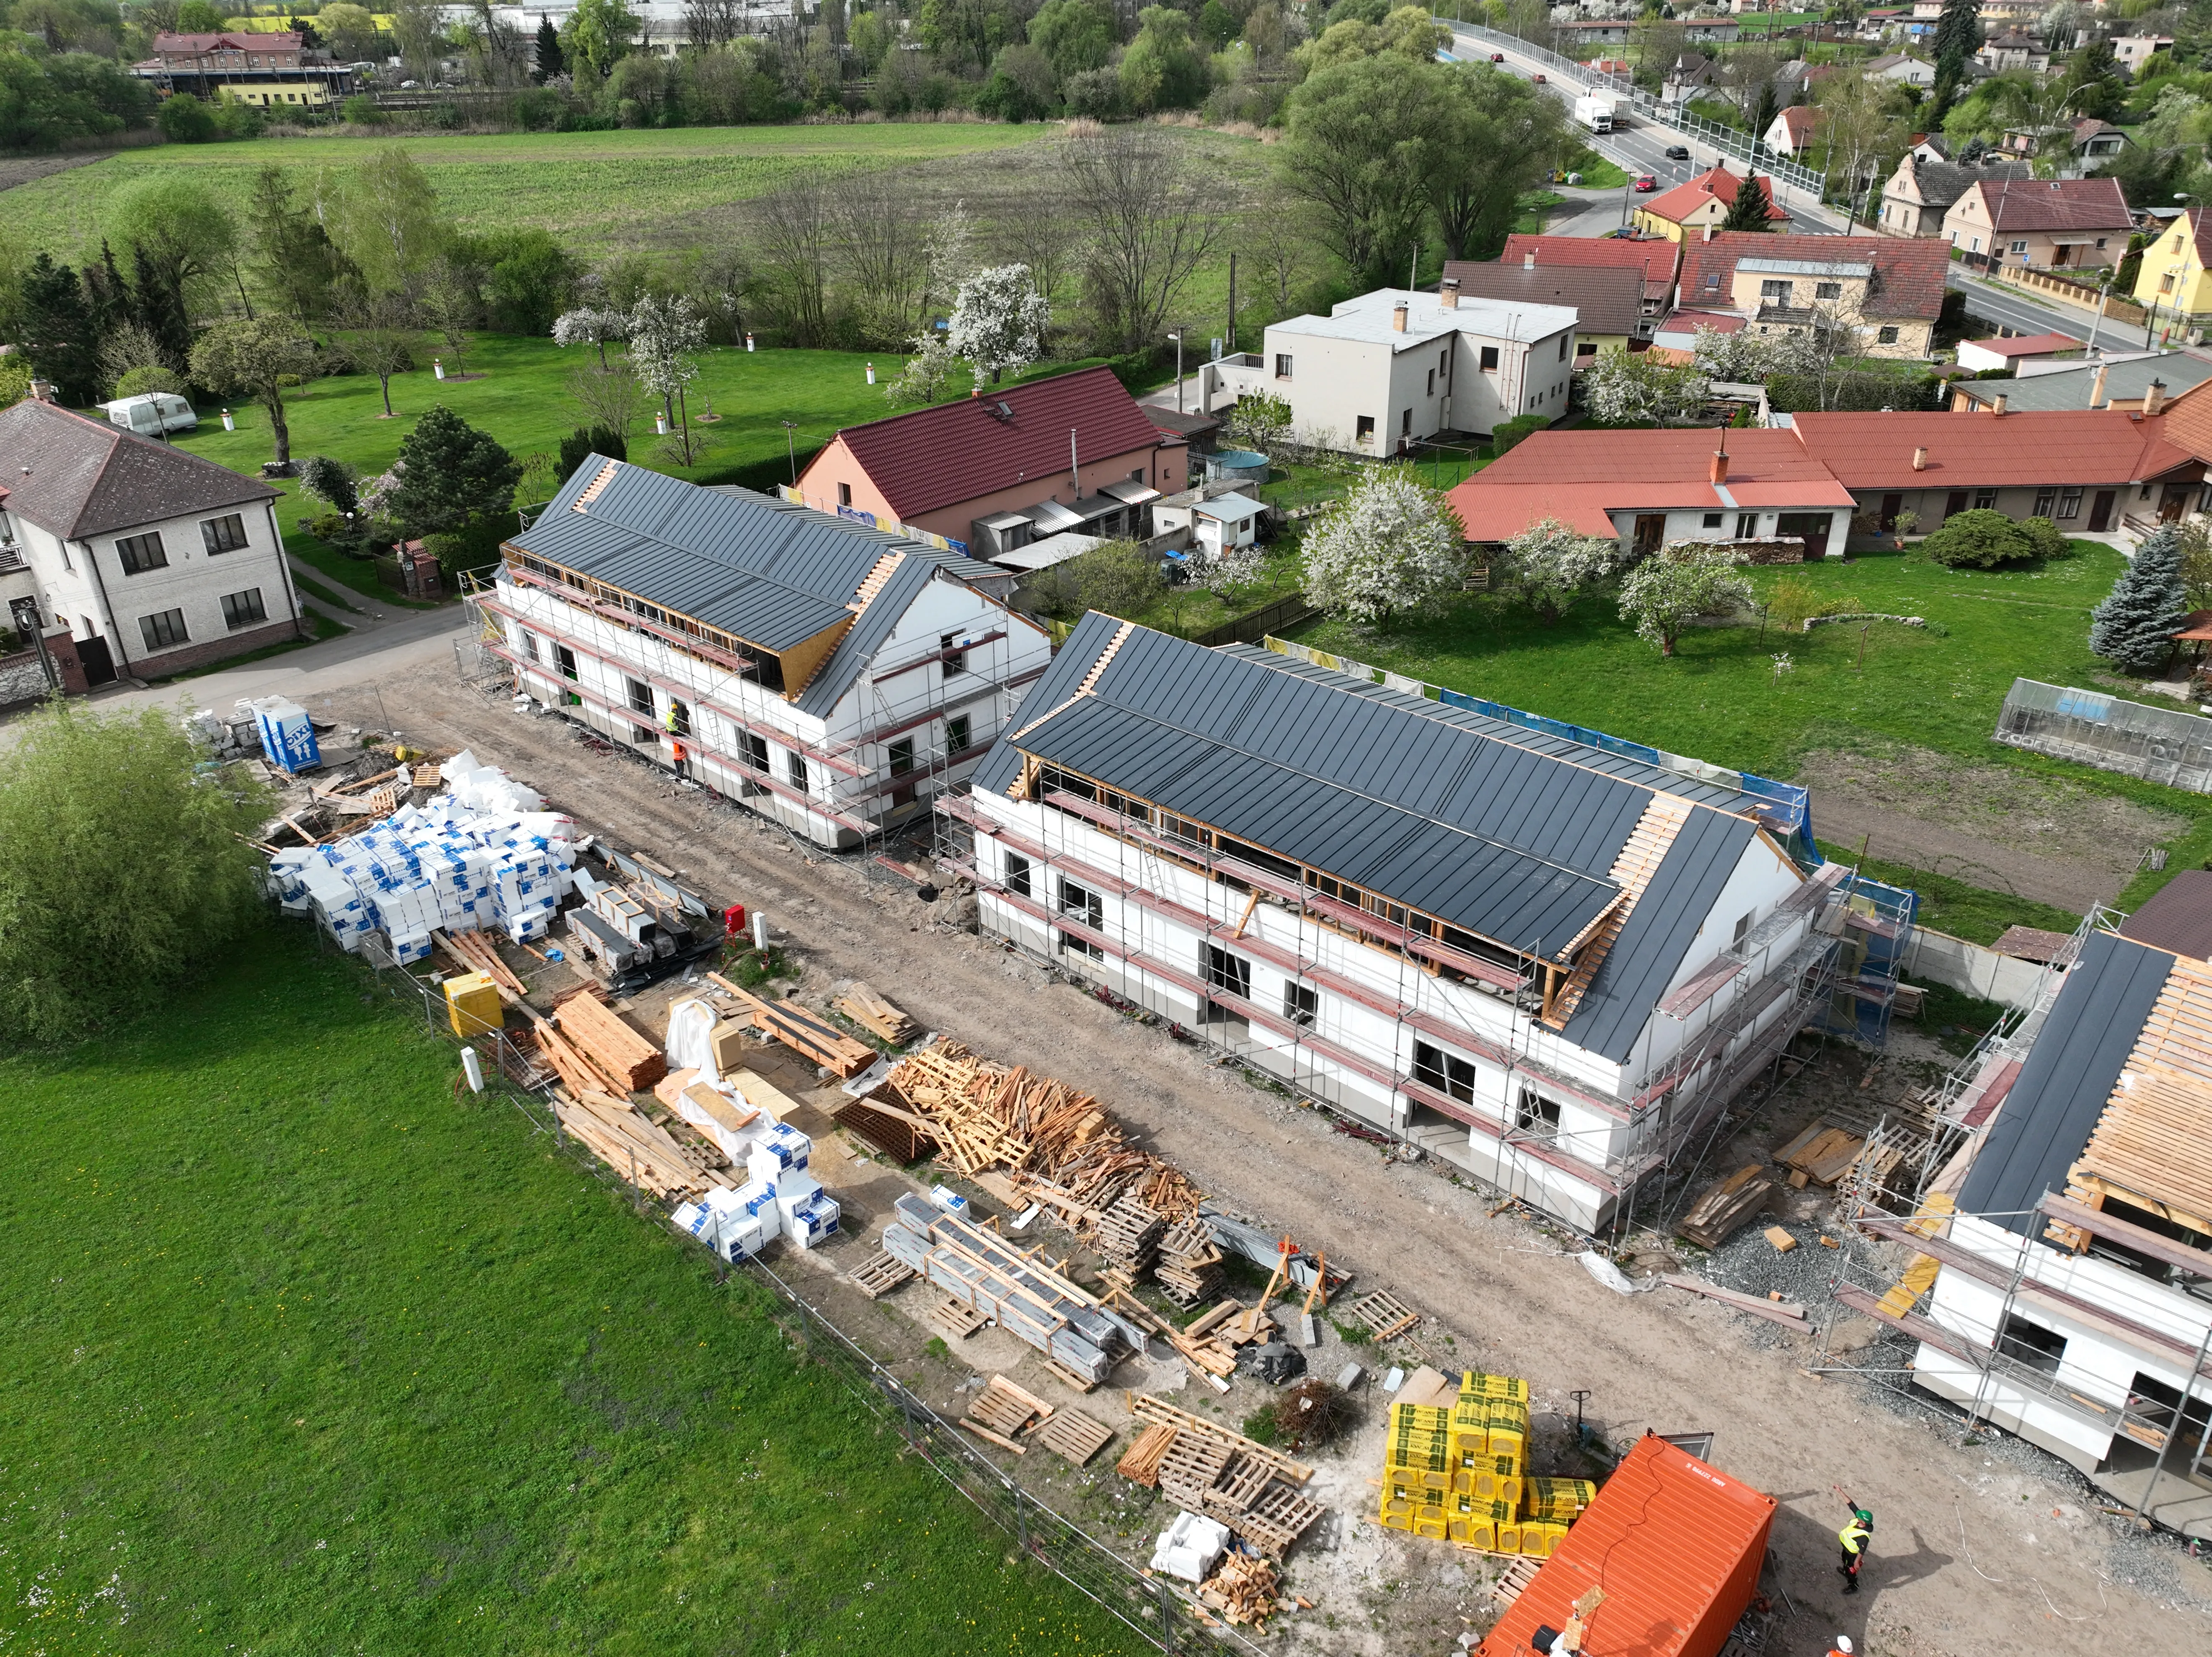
left=1490, top=52, right=1504, bottom=61
left=1633, top=175, right=1659, bottom=192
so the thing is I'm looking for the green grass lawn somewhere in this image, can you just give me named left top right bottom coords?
left=1819, top=841, right=2087, bottom=945
left=9, top=124, right=1061, bottom=261
left=1291, top=541, right=2212, bottom=905
left=0, top=924, right=1148, bottom=1654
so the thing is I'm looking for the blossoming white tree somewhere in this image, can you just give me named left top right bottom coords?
left=1496, top=516, right=1630, bottom=625
left=947, top=264, right=1052, bottom=384
left=1618, top=543, right=1754, bottom=657
left=627, top=294, right=709, bottom=463
left=551, top=306, right=629, bottom=371
left=1579, top=346, right=1709, bottom=427
left=1300, top=469, right=1465, bottom=624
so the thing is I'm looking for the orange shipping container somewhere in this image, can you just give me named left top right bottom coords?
left=1476, top=1433, right=1775, bottom=1657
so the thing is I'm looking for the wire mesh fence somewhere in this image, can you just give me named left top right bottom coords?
left=1994, top=676, right=2212, bottom=793
left=319, top=912, right=1271, bottom=1656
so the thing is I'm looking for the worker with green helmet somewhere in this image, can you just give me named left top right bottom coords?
left=1837, top=1494, right=1873, bottom=1595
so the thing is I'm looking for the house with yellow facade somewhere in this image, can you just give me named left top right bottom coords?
left=1631, top=165, right=1791, bottom=241
left=2133, top=208, right=2212, bottom=330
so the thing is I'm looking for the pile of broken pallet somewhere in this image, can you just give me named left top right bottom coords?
left=882, top=1041, right=1206, bottom=1230
left=1197, top=1553, right=1282, bottom=1631
left=1101, top=1240, right=1319, bottom=1393
left=956, top=1374, right=1116, bottom=1466
left=1773, top=1120, right=1868, bottom=1190
left=435, top=928, right=529, bottom=1004
left=711, top=974, right=876, bottom=1079
left=1116, top=1394, right=1324, bottom=1559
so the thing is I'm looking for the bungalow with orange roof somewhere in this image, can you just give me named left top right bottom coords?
left=1631, top=165, right=1791, bottom=241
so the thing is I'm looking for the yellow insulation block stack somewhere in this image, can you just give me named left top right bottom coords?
left=1375, top=1370, right=1577, bottom=1558
left=1525, top=1476, right=1598, bottom=1523
left=1379, top=1402, right=1457, bottom=1531
left=444, top=971, right=502, bottom=1039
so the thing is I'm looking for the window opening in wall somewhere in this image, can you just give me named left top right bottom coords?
left=946, top=714, right=971, bottom=756
left=941, top=632, right=966, bottom=676
left=1004, top=851, right=1032, bottom=898
left=1060, top=931, right=1104, bottom=961
left=1480, top=346, right=1499, bottom=371
left=1284, top=981, right=1317, bottom=1026
left=1058, top=877, right=1102, bottom=931
left=555, top=644, right=577, bottom=681
left=116, top=531, right=167, bottom=574
left=625, top=676, right=652, bottom=716
left=1356, top=415, right=1376, bottom=444
left=1203, top=945, right=1251, bottom=1001
left=1274, top=354, right=1293, bottom=379
left=201, top=513, right=249, bottom=554
left=2034, top=488, right=2057, bottom=518
left=1414, top=1040, right=1477, bottom=1105
left=2057, top=488, right=2082, bottom=520
left=889, top=736, right=915, bottom=776
left=787, top=751, right=808, bottom=792
left=1515, top=1089, right=1561, bottom=1140
left=1974, top=489, right=1998, bottom=511
left=1996, top=1314, right=2066, bottom=1374
left=1736, top=512, right=1758, bottom=538
left=519, top=630, right=539, bottom=662
left=220, top=588, right=266, bottom=630
left=139, top=608, right=189, bottom=650
left=1732, top=911, right=1752, bottom=950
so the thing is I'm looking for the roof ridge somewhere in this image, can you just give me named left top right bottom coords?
left=53, top=405, right=124, bottom=539
left=824, top=364, right=1121, bottom=442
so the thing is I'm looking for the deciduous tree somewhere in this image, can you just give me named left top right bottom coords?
left=1498, top=516, right=1629, bottom=625
left=188, top=318, right=318, bottom=463
left=947, top=264, right=1049, bottom=384
left=1064, top=126, right=1226, bottom=354
left=1618, top=545, right=1753, bottom=656
left=1300, top=468, right=1465, bottom=623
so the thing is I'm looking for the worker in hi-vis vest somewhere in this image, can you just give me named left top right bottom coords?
left=1827, top=1637, right=1855, bottom=1657
left=1836, top=1493, right=1873, bottom=1595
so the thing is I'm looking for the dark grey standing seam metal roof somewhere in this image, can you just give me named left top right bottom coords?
left=509, top=460, right=990, bottom=713
left=1959, top=929, right=2175, bottom=1239
left=1560, top=804, right=1756, bottom=1060
left=981, top=618, right=1765, bottom=1061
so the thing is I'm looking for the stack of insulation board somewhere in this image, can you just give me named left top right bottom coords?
left=881, top=1194, right=1137, bottom=1384
left=670, top=1119, right=840, bottom=1259
left=1377, top=1372, right=1592, bottom=1556
left=265, top=764, right=576, bottom=960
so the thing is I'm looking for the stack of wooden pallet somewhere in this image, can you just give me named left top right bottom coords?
left=1124, top=1394, right=1325, bottom=1559
left=1676, top=1163, right=1778, bottom=1249
left=552, top=1089, right=721, bottom=1199
left=711, top=975, right=876, bottom=1078
left=1154, top=1219, right=1225, bottom=1308
left=883, top=1041, right=1205, bottom=1224
left=835, top=982, right=917, bottom=1045
left=1094, top=1194, right=1166, bottom=1283
left=1774, top=1120, right=1867, bottom=1188
left=554, top=989, right=667, bottom=1092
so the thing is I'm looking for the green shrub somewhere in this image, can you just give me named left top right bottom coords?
left=156, top=93, right=217, bottom=142
left=558, top=424, right=628, bottom=476
left=420, top=517, right=511, bottom=579
left=1919, top=508, right=2036, bottom=568
left=2019, top=516, right=2073, bottom=561
left=341, top=93, right=381, bottom=124
left=1488, top=413, right=1549, bottom=457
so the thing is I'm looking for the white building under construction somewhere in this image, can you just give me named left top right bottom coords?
left=941, top=616, right=1846, bottom=1233
left=480, top=457, right=1052, bottom=849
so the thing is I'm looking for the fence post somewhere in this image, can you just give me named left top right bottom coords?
left=1153, top=1576, right=1181, bottom=1654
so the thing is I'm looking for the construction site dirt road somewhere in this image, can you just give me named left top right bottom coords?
left=353, top=659, right=2208, bottom=1657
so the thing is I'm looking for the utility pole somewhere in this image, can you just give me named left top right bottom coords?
left=2086, top=277, right=2112, bottom=358
left=781, top=420, right=797, bottom=484
left=1168, top=330, right=1184, bottom=415
left=1227, top=252, right=1238, bottom=354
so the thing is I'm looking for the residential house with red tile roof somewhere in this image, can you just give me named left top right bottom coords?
left=792, top=367, right=1187, bottom=562
left=1447, top=408, right=2200, bottom=552
left=1943, top=175, right=2132, bottom=272
left=1631, top=165, right=1791, bottom=241
left=1674, top=232, right=1951, bottom=357
left=1497, top=235, right=1681, bottom=330
left=1762, top=103, right=1821, bottom=159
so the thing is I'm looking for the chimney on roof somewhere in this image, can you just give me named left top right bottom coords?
left=28, top=378, right=53, bottom=403
left=2145, top=378, right=2168, bottom=416
left=1990, top=392, right=2008, bottom=415
left=1524, top=251, right=1536, bottom=271
left=1392, top=302, right=1408, bottom=333
left=1442, top=276, right=1461, bottom=310
left=1710, top=447, right=1729, bottom=485
left=1912, top=445, right=1929, bottom=471
left=971, top=385, right=981, bottom=398
left=2091, top=361, right=2110, bottom=408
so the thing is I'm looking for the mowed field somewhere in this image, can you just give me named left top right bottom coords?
left=6, top=122, right=1064, bottom=258
left=0, top=924, right=1147, bottom=1655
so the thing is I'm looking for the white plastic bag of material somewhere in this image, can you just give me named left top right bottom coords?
left=1149, top=1512, right=1230, bottom=1584
left=664, top=998, right=721, bottom=1085
left=1578, top=1249, right=1647, bottom=1296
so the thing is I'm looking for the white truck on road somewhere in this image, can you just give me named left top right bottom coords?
left=1574, top=92, right=1618, bottom=134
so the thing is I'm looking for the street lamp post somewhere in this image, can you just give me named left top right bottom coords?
left=1167, top=330, right=1184, bottom=415
left=781, top=420, right=798, bottom=485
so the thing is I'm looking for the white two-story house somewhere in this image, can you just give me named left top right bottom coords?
left=940, top=618, right=1841, bottom=1233
left=0, top=396, right=302, bottom=683
left=1209, top=283, right=1579, bottom=454
left=487, top=457, right=1054, bottom=850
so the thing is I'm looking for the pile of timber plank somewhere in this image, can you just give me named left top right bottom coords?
left=1117, top=1422, right=1177, bottom=1486
left=1676, top=1164, right=1778, bottom=1249
left=1103, top=1289, right=1240, bottom=1389
left=554, top=989, right=666, bottom=1092
left=530, top=1012, right=634, bottom=1100
left=883, top=1041, right=1205, bottom=1226
left=1661, top=1273, right=1809, bottom=1331
left=1124, top=1393, right=1324, bottom=1558
left=711, top=974, right=875, bottom=1078
left=1199, top=1553, right=1282, bottom=1629
left=1095, top=1194, right=1166, bottom=1279
left=835, top=983, right=917, bottom=1045
left=1155, top=1219, right=1225, bottom=1308
left=436, top=927, right=527, bottom=1002
left=1773, top=1120, right=1866, bottom=1188
left=553, top=1089, right=718, bottom=1199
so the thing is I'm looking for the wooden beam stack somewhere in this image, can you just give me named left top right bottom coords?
left=1676, top=1163, right=1778, bottom=1249
left=1155, top=1219, right=1225, bottom=1308
left=835, top=982, right=917, bottom=1045
left=711, top=974, right=876, bottom=1078
left=435, top=927, right=527, bottom=1002
left=552, top=1088, right=720, bottom=1199
left=553, top=988, right=667, bottom=1092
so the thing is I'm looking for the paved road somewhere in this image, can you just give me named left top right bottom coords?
left=1942, top=269, right=2145, bottom=347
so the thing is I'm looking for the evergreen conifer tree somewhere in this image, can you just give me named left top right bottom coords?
left=535, top=16, right=566, bottom=83
left=20, top=254, right=101, bottom=406
left=2090, top=524, right=2188, bottom=673
left=1721, top=172, right=1775, bottom=233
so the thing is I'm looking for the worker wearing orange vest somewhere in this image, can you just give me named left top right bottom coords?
left=1827, top=1638, right=1855, bottom=1657
left=1837, top=1497, right=1873, bottom=1595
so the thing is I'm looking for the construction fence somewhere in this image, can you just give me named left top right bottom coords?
left=1994, top=676, right=2212, bottom=793
left=320, top=917, right=1270, bottom=1657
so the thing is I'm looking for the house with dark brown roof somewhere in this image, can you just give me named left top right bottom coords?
left=1437, top=257, right=1650, bottom=355
left=0, top=397, right=301, bottom=685
left=1675, top=232, right=1952, bottom=358
left=1498, top=235, right=1681, bottom=327
left=1876, top=150, right=2032, bottom=238
left=792, top=367, right=1187, bottom=562
left=1943, top=176, right=2133, bottom=273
